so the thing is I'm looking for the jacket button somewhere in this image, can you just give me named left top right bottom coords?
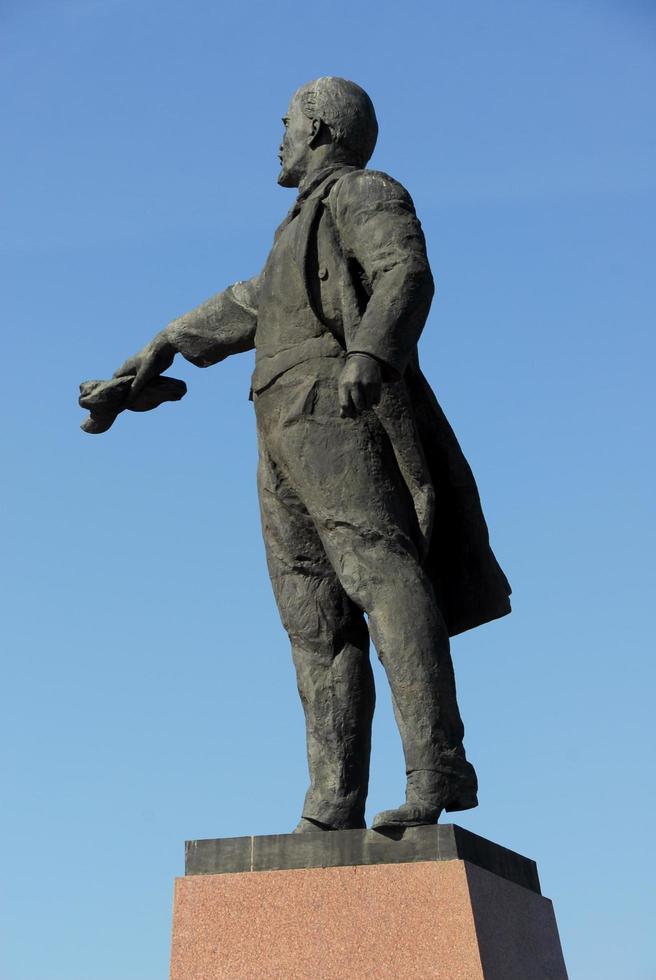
left=318, top=265, right=329, bottom=280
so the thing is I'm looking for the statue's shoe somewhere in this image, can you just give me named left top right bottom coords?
left=371, top=802, right=441, bottom=830
left=293, top=817, right=334, bottom=833
left=293, top=817, right=366, bottom=833
left=372, top=785, right=479, bottom=830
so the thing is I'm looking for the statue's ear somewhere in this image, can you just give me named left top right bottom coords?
left=308, top=117, right=328, bottom=148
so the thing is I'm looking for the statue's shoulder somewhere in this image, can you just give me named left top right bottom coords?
left=330, top=168, right=416, bottom=213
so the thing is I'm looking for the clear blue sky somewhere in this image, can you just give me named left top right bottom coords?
left=2, top=1, right=655, bottom=977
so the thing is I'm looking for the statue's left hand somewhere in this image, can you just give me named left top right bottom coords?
left=338, top=353, right=382, bottom=418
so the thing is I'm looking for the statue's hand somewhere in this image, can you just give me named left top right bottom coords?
left=113, top=332, right=176, bottom=401
left=338, top=353, right=382, bottom=418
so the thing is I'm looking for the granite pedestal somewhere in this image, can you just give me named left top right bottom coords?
left=170, top=825, right=567, bottom=979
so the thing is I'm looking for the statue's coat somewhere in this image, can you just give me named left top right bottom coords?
left=169, top=166, right=511, bottom=637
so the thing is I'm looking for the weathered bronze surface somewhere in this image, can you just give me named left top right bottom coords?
left=80, top=77, right=511, bottom=831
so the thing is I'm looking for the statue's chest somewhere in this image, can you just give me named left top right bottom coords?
left=256, top=217, right=325, bottom=350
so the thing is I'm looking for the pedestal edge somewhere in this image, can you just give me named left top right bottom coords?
left=184, top=823, right=541, bottom=894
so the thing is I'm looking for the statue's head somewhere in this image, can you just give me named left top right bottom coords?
left=278, top=77, right=378, bottom=188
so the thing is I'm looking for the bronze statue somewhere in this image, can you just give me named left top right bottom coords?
left=80, top=77, right=511, bottom=832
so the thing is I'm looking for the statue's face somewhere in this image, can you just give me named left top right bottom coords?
left=277, top=94, right=314, bottom=188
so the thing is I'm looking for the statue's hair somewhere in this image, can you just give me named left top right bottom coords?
left=296, top=77, right=378, bottom=167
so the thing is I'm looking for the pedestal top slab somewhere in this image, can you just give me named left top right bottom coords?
left=185, top=823, right=540, bottom=894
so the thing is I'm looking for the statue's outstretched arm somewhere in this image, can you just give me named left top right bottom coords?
left=115, top=275, right=262, bottom=396
left=79, top=275, right=261, bottom=433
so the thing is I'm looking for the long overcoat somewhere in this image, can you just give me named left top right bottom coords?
left=167, top=165, right=511, bottom=637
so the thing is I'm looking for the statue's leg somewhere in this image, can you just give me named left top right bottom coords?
left=269, top=377, right=477, bottom=827
left=326, top=531, right=476, bottom=827
left=257, top=432, right=375, bottom=831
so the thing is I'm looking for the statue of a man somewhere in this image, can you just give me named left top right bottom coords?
left=82, top=77, right=511, bottom=832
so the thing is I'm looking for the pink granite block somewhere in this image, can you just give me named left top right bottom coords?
left=170, top=859, right=567, bottom=979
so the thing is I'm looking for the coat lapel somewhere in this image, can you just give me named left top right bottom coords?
left=293, top=166, right=357, bottom=321
left=293, top=193, right=323, bottom=284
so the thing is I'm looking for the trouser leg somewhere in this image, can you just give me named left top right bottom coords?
left=257, top=439, right=375, bottom=828
left=292, top=602, right=374, bottom=827
left=323, top=526, right=471, bottom=796
left=262, top=376, right=477, bottom=806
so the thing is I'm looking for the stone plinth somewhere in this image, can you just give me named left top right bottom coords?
left=170, top=825, right=567, bottom=979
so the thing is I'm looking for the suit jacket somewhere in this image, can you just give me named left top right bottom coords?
left=166, top=166, right=511, bottom=636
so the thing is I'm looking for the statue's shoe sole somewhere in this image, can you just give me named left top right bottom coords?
left=293, top=817, right=366, bottom=833
left=371, top=806, right=441, bottom=830
left=372, top=790, right=479, bottom=829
